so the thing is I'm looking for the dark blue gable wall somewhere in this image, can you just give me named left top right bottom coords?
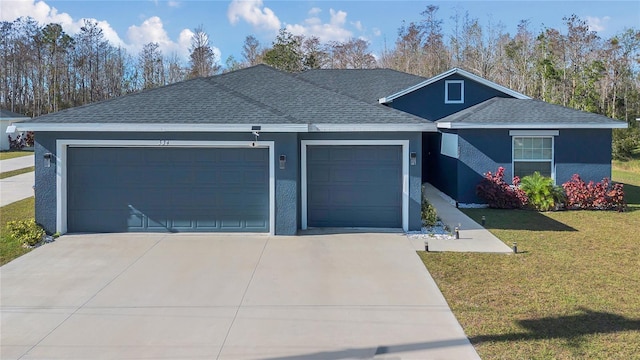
left=389, top=75, right=514, bottom=120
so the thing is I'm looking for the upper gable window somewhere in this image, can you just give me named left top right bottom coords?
left=445, top=80, right=464, bottom=104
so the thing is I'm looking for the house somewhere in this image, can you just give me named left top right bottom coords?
left=1, top=109, right=30, bottom=150
left=15, top=65, right=626, bottom=235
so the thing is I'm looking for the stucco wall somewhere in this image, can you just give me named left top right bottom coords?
left=35, top=131, right=421, bottom=234
left=34, top=132, right=300, bottom=235
left=452, top=129, right=614, bottom=204
left=555, top=129, right=613, bottom=184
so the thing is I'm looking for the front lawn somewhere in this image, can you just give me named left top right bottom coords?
left=420, top=165, right=640, bottom=359
left=0, top=150, right=33, bottom=160
left=0, top=197, right=35, bottom=265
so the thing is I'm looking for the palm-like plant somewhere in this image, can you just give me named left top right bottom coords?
left=520, top=172, right=565, bottom=211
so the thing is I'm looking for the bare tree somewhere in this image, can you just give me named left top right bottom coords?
left=242, top=35, right=262, bottom=66
left=188, top=25, right=219, bottom=78
left=138, top=42, right=164, bottom=89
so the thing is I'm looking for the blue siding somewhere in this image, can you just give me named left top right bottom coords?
left=555, top=129, right=612, bottom=184
left=431, top=129, right=614, bottom=204
left=34, top=132, right=299, bottom=235
left=35, top=131, right=421, bottom=234
left=389, top=75, right=514, bottom=121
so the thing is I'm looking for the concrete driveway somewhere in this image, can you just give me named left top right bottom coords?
left=1, top=233, right=480, bottom=360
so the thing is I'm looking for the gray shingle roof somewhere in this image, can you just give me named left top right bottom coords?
left=1, top=109, right=29, bottom=119
left=24, top=65, right=427, bottom=126
left=295, top=68, right=426, bottom=103
left=436, top=97, right=626, bottom=127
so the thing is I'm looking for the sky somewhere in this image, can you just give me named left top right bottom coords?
left=1, top=0, right=639, bottom=68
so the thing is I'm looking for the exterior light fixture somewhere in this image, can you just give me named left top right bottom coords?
left=44, top=153, right=53, bottom=168
left=279, top=154, right=286, bottom=169
left=481, top=215, right=486, bottom=226
left=410, top=152, right=417, bottom=166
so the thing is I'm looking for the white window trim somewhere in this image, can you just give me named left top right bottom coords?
left=509, top=130, right=559, bottom=136
left=445, top=80, right=464, bottom=104
left=56, top=139, right=276, bottom=235
left=300, top=140, right=410, bottom=232
left=511, top=136, right=555, bottom=181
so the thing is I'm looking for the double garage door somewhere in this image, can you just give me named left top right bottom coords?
left=66, top=145, right=403, bottom=233
left=67, top=147, right=269, bottom=233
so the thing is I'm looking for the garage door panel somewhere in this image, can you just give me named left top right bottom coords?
left=307, top=145, right=402, bottom=229
left=68, top=147, right=269, bottom=233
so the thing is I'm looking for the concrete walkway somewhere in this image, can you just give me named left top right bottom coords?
left=1, top=233, right=481, bottom=359
left=410, top=183, right=513, bottom=253
left=0, top=154, right=35, bottom=206
left=0, top=154, right=34, bottom=172
left=0, top=172, right=34, bottom=207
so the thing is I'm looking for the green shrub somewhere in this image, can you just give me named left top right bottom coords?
left=520, top=172, right=565, bottom=211
left=421, top=197, right=438, bottom=227
left=6, top=219, right=45, bottom=247
left=613, top=127, right=640, bottom=161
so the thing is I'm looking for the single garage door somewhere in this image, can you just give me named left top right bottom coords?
left=67, top=147, right=269, bottom=233
left=306, top=145, right=402, bottom=228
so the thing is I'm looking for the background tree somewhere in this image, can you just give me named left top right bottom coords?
left=263, top=29, right=304, bottom=72
left=188, top=25, right=219, bottom=78
left=138, top=42, right=164, bottom=89
left=242, top=35, right=263, bottom=67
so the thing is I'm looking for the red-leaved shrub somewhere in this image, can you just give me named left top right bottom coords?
left=562, top=174, right=625, bottom=212
left=476, top=167, right=528, bottom=209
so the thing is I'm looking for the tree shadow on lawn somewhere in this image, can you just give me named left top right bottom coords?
left=464, top=209, right=577, bottom=232
left=469, top=307, right=640, bottom=346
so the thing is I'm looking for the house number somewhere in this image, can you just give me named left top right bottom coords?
left=159, top=140, right=170, bottom=146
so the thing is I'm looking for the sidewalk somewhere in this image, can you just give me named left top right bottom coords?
left=0, top=172, right=34, bottom=207
left=409, top=183, right=513, bottom=253
left=0, top=154, right=34, bottom=173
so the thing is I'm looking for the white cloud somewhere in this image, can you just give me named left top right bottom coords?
left=585, top=16, right=611, bottom=32
left=372, top=27, right=382, bottom=37
left=285, top=8, right=352, bottom=43
left=352, top=20, right=363, bottom=32
left=0, top=0, right=220, bottom=63
left=167, top=1, right=181, bottom=8
left=0, top=0, right=126, bottom=47
left=227, top=0, right=281, bottom=32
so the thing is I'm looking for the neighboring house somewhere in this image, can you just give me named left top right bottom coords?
left=1, top=109, right=30, bottom=150
left=15, top=65, right=626, bottom=235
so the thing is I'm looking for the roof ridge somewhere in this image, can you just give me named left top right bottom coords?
left=206, top=71, right=301, bottom=124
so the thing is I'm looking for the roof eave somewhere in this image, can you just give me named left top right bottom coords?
left=15, top=122, right=438, bottom=133
left=15, top=123, right=309, bottom=133
left=436, top=122, right=628, bottom=129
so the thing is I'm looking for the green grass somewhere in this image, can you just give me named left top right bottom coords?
left=0, top=197, right=35, bottom=266
left=419, top=165, right=640, bottom=359
left=0, top=150, right=33, bottom=160
left=0, top=166, right=34, bottom=180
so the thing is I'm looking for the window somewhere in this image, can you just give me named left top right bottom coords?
left=512, top=136, right=554, bottom=179
left=445, top=80, right=464, bottom=104
left=440, top=133, right=459, bottom=158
